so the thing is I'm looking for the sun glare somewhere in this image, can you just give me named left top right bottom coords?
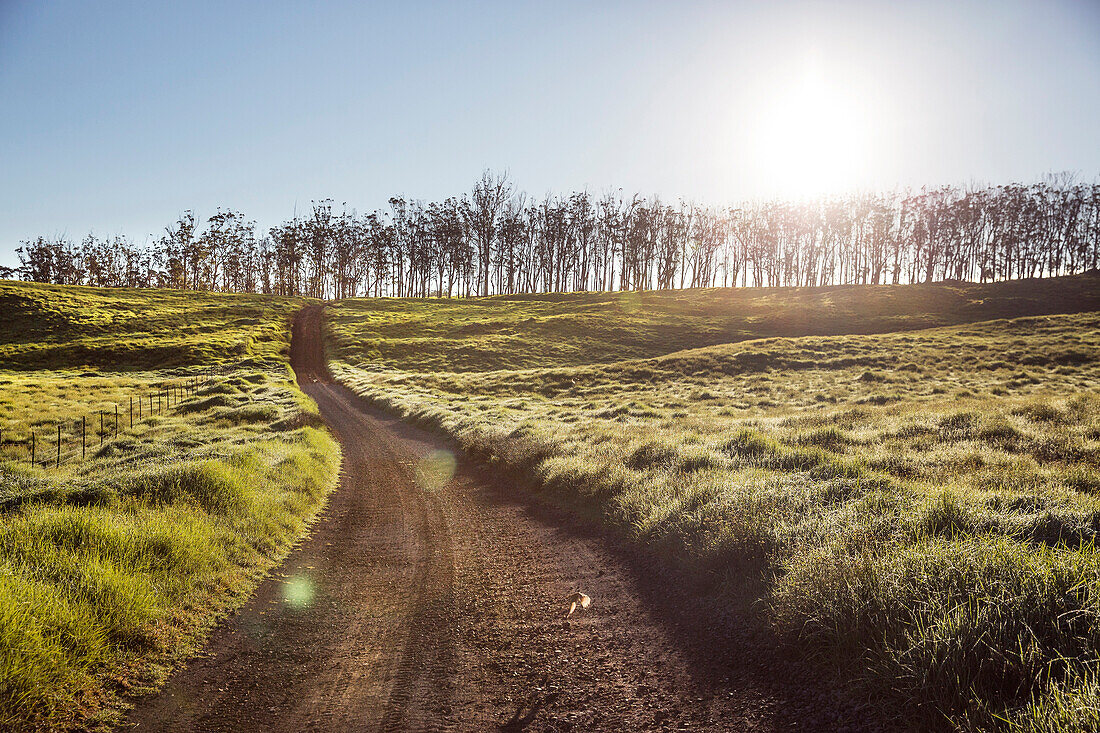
left=752, top=63, right=874, bottom=198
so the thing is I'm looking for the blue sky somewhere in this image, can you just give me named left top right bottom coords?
left=1, top=0, right=1098, bottom=268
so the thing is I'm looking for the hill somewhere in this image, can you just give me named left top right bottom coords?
left=0, top=280, right=298, bottom=369
left=326, top=273, right=1100, bottom=372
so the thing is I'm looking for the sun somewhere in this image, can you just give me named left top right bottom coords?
left=752, top=64, right=874, bottom=199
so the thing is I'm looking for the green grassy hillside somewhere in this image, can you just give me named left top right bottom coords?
left=0, top=281, right=298, bottom=369
left=0, top=282, right=339, bottom=731
left=328, top=276, right=1100, bottom=731
left=327, top=273, right=1100, bottom=372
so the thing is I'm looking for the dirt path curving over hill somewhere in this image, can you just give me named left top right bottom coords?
left=125, top=305, right=878, bottom=732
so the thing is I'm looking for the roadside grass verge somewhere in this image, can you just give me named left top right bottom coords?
left=0, top=282, right=340, bottom=731
left=329, top=298, right=1100, bottom=731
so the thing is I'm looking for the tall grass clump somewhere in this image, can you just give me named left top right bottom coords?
left=773, top=537, right=1100, bottom=729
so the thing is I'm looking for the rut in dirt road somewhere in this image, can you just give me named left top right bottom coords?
left=125, top=305, right=878, bottom=732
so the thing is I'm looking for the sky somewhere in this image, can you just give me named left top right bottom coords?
left=1, top=0, right=1098, bottom=268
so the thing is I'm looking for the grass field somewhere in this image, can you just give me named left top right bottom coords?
left=0, top=282, right=339, bottom=731
left=328, top=273, right=1100, bottom=731
left=327, top=275, right=1100, bottom=372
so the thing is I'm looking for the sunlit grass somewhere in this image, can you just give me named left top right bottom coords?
left=325, top=273, right=1100, bottom=372
left=329, top=279, right=1100, bottom=731
left=0, top=282, right=340, bottom=731
left=0, top=280, right=299, bottom=370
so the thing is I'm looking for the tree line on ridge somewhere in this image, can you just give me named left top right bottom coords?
left=10, top=172, right=1100, bottom=298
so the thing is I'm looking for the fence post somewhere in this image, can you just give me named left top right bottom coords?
left=100, top=411, right=104, bottom=445
left=130, top=396, right=133, bottom=428
left=114, top=405, right=119, bottom=437
left=31, top=432, right=35, bottom=465
left=82, top=415, right=86, bottom=459
left=56, top=423, right=61, bottom=468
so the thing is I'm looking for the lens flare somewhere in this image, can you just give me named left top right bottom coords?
left=416, top=449, right=456, bottom=491
left=283, top=574, right=315, bottom=609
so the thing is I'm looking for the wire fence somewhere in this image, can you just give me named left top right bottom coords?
left=0, top=370, right=222, bottom=469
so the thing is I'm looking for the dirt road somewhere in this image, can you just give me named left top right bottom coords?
left=126, top=306, right=874, bottom=731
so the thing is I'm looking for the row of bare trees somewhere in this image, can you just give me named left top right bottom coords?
left=11, top=173, right=1100, bottom=297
